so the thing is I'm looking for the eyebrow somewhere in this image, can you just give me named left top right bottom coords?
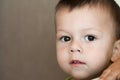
left=57, top=27, right=102, bottom=32
left=82, top=27, right=102, bottom=32
left=56, top=29, right=70, bottom=34
left=56, top=28, right=103, bottom=38
left=81, top=28, right=103, bottom=36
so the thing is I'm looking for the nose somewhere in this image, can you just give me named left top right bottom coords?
left=69, top=40, right=82, bottom=53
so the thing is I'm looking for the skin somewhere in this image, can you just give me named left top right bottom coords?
left=100, top=58, right=120, bottom=80
left=55, top=6, right=118, bottom=80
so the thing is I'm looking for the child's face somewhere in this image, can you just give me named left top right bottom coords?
left=56, top=6, right=116, bottom=80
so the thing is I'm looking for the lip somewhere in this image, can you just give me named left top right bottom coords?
left=70, top=60, right=86, bottom=66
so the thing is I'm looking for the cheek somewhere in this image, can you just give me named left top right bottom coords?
left=85, top=39, right=114, bottom=59
left=56, top=42, right=69, bottom=55
left=86, top=45, right=113, bottom=62
left=86, top=43, right=113, bottom=70
left=56, top=43, right=69, bottom=63
left=56, top=44, right=70, bottom=72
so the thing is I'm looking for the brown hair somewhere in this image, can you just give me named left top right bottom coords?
left=56, top=0, right=120, bottom=39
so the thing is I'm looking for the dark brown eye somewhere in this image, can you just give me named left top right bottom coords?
left=85, top=35, right=96, bottom=41
left=60, top=36, right=71, bottom=42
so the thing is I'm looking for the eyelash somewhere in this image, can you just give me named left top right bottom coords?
left=59, top=36, right=71, bottom=42
left=84, top=35, right=97, bottom=42
left=58, top=34, right=97, bottom=42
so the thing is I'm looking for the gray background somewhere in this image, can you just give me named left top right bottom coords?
left=0, top=0, right=67, bottom=80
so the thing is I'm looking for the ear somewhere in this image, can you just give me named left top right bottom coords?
left=111, top=40, right=120, bottom=62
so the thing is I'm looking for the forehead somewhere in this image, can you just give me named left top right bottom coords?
left=56, top=6, right=114, bottom=28
left=56, top=5, right=111, bottom=20
left=55, top=6, right=116, bottom=36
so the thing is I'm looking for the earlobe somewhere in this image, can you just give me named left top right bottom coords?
left=111, top=40, right=120, bottom=62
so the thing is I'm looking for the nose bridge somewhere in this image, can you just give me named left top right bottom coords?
left=69, top=39, right=82, bottom=53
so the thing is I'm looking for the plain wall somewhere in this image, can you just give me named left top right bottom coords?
left=0, top=0, right=67, bottom=80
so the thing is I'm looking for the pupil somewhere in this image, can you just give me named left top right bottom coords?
left=65, top=36, right=70, bottom=41
left=88, top=36, right=94, bottom=41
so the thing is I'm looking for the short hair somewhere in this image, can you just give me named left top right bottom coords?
left=56, top=0, right=120, bottom=40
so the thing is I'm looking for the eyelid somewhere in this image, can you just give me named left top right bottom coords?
left=84, top=34, right=97, bottom=42
left=60, top=36, right=71, bottom=42
left=85, top=34, right=98, bottom=39
left=57, top=32, right=71, bottom=39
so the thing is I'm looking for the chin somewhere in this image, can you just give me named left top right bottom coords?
left=71, top=73, right=87, bottom=79
left=72, top=76, right=95, bottom=80
left=71, top=72, right=98, bottom=80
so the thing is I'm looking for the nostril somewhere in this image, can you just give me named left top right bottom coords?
left=71, top=50, right=74, bottom=52
left=77, top=50, right=80, bottom=52
left=70, top=49, right=80, bottom=52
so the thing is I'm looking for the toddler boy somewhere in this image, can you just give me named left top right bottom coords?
left=55, top=0, right=120, bottom=80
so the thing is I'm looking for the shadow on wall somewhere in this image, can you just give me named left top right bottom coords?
left=0, top=0, right=67, bottom=80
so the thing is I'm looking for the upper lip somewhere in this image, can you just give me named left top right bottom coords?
left=70, top=60, right=86, bottom=64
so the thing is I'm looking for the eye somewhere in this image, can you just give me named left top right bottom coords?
left=60, top=36, right=71, bottom=42
left=84, top=35, right=96, bottom=42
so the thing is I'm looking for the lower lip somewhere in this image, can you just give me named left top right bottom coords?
left=70, top=63, right=86, bottom=67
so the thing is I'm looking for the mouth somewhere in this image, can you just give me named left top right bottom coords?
left=70, top=60, right=86, bottom=66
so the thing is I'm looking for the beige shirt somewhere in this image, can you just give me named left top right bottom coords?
left=92, top=77, right=99, bottom=80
